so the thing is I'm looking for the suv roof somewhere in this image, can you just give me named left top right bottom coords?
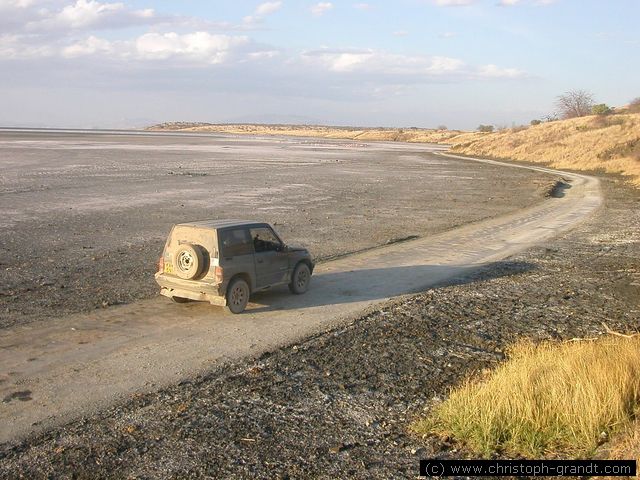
left=176, top=219, right=265, bottom=229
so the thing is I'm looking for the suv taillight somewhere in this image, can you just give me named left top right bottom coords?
left=157, top=256, right=164, bottom=273
left=214, top=266, right=224, bottom=283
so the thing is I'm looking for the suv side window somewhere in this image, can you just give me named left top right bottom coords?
left=250, top=227, right=282, bottom=253
left=219, top=228, right=252, bottom=257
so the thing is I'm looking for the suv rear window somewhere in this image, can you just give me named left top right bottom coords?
left=219, top=228, right=253, bottom=257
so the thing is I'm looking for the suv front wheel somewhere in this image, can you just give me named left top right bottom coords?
left=289, top=262, right=311, bottom=294
left=225, top=278, right=250, bottom=314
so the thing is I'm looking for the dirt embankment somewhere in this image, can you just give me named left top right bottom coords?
left=149, top=112, right=640, bottom=187
left=1, top=178, right=638, bottom=479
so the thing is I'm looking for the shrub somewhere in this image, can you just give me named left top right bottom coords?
left=530, top=119, right=542, bottom=126
left=592, top=103, right=612, bottom=115
left=437, top=125, right=448, bottom=131
left=477, top=124, right=494, bottom=133
left=629, top=97, right=640, bottom=113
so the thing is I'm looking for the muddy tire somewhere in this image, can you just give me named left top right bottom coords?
left=225, top=278, right=250, bottom=314
left=289, top=262, right=311, bottom=294
left=173, top=244, right=204, bottom=280
left=171, top=296, right=190, bottom=303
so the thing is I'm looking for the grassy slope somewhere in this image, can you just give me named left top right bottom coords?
left=149, top=112, right=640, bottom=187
left=449, top=112, right=640, bottom=187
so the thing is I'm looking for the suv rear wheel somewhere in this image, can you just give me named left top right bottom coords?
left=289, top=262, right=311, bottom=294
left=225, top=278, right=250, bottom=314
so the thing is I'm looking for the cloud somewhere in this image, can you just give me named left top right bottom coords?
left=256, top=1, right=282, bottom=16
left=299, top=47, right=526, bottom=83
left=24, top=0, right=156, bottom=32
left=133, top=32, right=250, bottom=63
left=5, top=30, right=253, bottom=65
left=439, top=31, right=457, bottom=38
left=433, top=0, right=474, bottom=6
left=57, top=0, right=151, bottom=28
left=310, top=2, right=333, bottom=16
left=0, top=32, right=55, bottom=58
left=0, top=0, right=528, bottom=98
left=476, top=63, right=526, bottom=78
left=393, top=30, right=408, bottom=37
left=62, top=35, right=114, bottom=57
left=2, top=0, right=245, bottom=35
left=0, top=0, right=38, bottom=8
left=353, top=2, right=372, bottom=10
left=243, top=1, right=282, bottom=25
left=301, top=48, right=465, bottom=75
left=499, top=0, right=557, bottom=5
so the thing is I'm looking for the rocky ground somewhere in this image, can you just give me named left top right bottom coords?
left=1, top=176, right=638, bottom=479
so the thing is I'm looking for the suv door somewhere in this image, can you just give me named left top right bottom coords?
left=249, top=226, right=289, bottom=288
left=218, top=228, right=255, bottom=287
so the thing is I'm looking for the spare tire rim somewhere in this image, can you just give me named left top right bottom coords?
left=177, top=251, right=194, bottom=272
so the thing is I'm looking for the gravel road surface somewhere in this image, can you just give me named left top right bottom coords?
left=1, top=176, right=637, bottom=479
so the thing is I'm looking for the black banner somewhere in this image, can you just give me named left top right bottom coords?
left=419, top=459, right=637, bottom=477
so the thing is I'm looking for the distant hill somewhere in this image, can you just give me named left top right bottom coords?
left=146, top=122, right=465, bottom=143
left=148, top=112, right=640, bottom=187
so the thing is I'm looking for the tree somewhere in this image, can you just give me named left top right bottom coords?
left=591, top=104, right=612, bottom=115
left=629, top=97, right=640, bottom=113
left=555, top=90, right=595, bottom=119
left=477, top=124, right=494, bottom=133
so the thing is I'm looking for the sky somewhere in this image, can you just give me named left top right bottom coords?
left=0, top=0, right=638, bottom=129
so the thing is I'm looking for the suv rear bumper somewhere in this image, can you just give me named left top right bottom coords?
left=155, top=272, right=226, bottom=306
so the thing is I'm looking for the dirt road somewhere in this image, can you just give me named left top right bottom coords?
left=0, top=153, right=601, bottom=444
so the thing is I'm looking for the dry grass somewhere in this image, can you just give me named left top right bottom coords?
left=413, top=336, right=640, bottom=458
left=449, top=113, right=640, bottom=187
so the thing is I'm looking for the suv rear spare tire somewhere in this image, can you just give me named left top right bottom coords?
left=174, top=243, right=205, bottom=280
